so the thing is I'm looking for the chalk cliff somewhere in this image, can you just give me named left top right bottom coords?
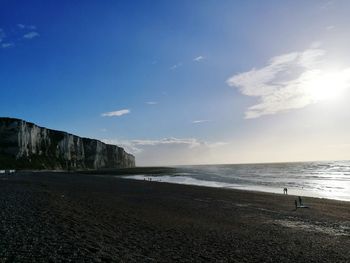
left=0, top=118, right=135, bottom=170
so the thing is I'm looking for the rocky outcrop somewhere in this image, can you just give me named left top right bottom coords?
left=0, top=118, right=135, bottom=170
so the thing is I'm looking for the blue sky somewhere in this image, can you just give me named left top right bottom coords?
left=2, top=0, right=350, bottom=165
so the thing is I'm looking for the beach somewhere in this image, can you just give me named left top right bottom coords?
left=0, top=171, right=349, bottom=262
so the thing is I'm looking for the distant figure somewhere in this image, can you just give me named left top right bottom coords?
left=298, top=196, right=303, bottom=206
left=283, top=188, right=288, bottom=195
left=295, top=200, right=298, bottom=210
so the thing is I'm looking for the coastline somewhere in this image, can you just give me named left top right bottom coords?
left=112, top=163, right=350, bottom=202
left=0, top=171, right=349, bottom=262
left=123, top=174, right=350, bottom=203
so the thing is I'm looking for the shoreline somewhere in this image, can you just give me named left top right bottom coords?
left=121, top=174, right=350, bottom=203
left=8, top=164, right=350, bottom=202
left=0, top=171, right=349, bottom=262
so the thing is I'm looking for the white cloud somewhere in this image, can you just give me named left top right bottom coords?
left=208, top=142, right=229, bottom=148
left=104, top=137, right=226, bottom=153
left=101, top=109, right=130, bottom=117
left=18, top=24, right=37, bottom=30
left=1, top=43, right=14, bottom=48
left=23, top=31, right=39, bottom=39
left=192, top=119, right=211, bottom=124
left=133, top=138, right=201, bottom=148
left=326, top=25, right=335, bottom=30
left=193, top=55, right=205, bottom=62
left=102, top=137, right=227, bottom=165
left=170, top=63, right=182, bottom=70
left=145, top=101, right=158, bottom=105
left=227, top=46, right=350, bottom=119
left=103, top=137, right=202, bottom=154
left=0, top=25, right=39, bottom=50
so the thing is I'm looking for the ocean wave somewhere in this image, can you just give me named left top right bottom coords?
left=120, top=161, right=350, bottom=201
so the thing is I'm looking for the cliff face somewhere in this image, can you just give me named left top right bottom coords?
left=0, top=118, right=135, bottom=170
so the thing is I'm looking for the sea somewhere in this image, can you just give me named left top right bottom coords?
left=123, top=160, right=350, bottom=202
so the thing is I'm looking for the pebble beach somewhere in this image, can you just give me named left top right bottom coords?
left=0, top=171, right=349, bottom=262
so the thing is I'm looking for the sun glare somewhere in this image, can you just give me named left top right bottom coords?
left=307, top=69, right=350, bottom=102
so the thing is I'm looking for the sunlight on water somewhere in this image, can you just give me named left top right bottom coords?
left=122, top=161, right=350, bottom=201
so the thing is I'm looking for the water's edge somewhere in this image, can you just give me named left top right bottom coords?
left=120, top=161, right=350, bottom=202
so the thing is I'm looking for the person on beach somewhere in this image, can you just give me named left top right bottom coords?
left=295, top=200, right=298, bottom=210
left=298, top=196, right=303, bottom=206
left=283, top=188, right=288, bottom=194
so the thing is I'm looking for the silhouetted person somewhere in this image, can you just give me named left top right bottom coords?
left=298, top=196, right=303, bottom=206
left=295, top=200, right=298, bottom=210
left=285, top=188, right=288, bottom=195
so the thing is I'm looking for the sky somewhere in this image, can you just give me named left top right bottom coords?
left=1, top=0, right=350, bottom=166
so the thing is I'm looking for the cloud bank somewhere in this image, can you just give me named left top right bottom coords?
left=103, top=137, right=227, bottom=166
left=227, top=47, right=350, bottom=119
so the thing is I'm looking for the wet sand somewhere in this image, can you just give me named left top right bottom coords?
left=0, top=171, right=349, bottom=262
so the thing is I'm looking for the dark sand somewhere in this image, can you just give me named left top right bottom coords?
left=0, top=172, right=349, bottom=262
